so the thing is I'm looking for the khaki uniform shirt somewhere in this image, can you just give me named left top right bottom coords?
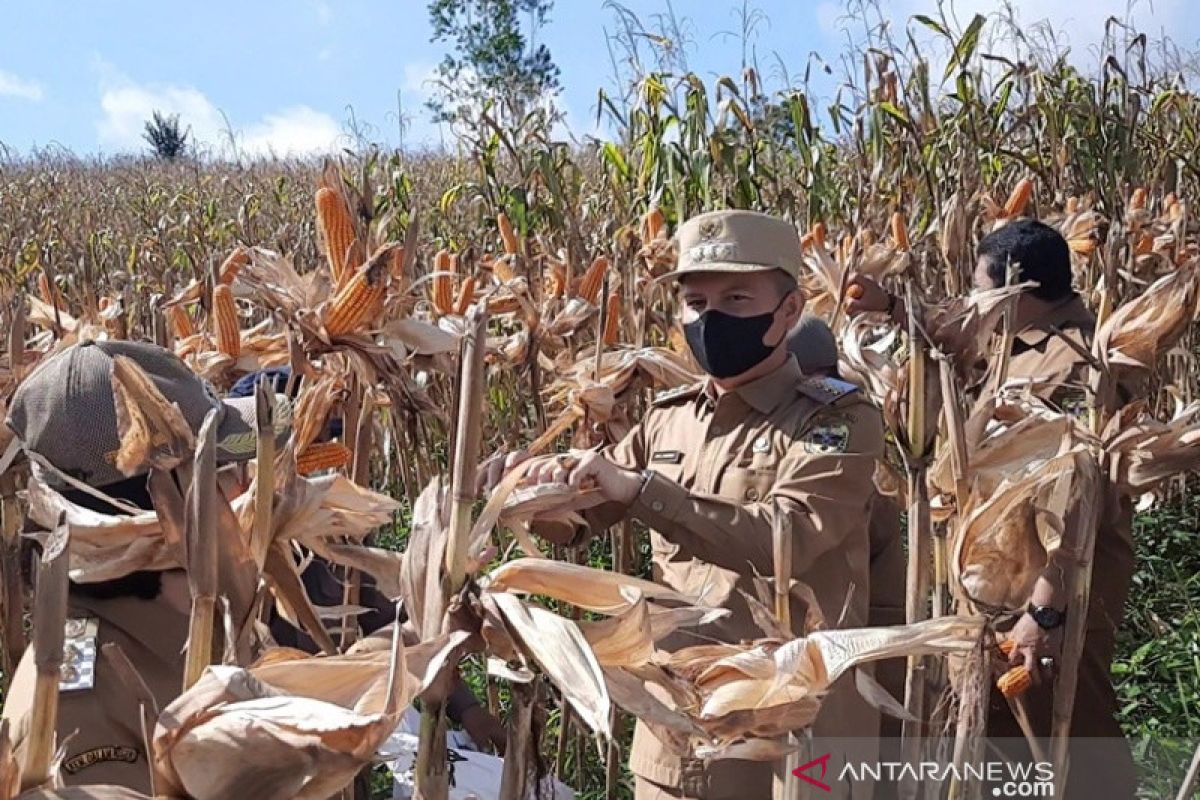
left=585, top=357, right=884, bottom=799
left=2, top=571, right=189, bottom=793
left=1001, top=294, right=1135, bottom=639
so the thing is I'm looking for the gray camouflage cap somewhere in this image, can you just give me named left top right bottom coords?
left=6, top=339, right=288, bottom=489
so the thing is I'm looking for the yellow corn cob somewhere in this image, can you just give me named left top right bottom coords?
left=603, top=292, right=621, bottom=345
left=1068, top=237, right=1098, bottom=256
left=498, top=212, right=519, bottom=254
left=997, top=638, right=1016, bottom=657
left=890, top=211, right=910, bottom=250
left=839, top=234, right=854, bottom=263
left=494, top=255, right=518, bottom=283
left=340, top=240, right=365, bottom=288
left=218, top=247, right=250, bottom=285
left=548, top=262, right=566, bottom=298
left=643, top=207, right=666, bottom=241
left=169, top=304, right=195, bottom=339
left=578, top=256, right=609, bottom=304
left=1130, top=187, right=1148, bottom=211
left=1004, top=177, right=1034, bottom=217
left=212, top=284, right=241, bottom=358
left=1065, top=196, right=1079, bottom=214
left=812, top=222, right=827, bottom=250
left=453, top=276, right=477, bottom=316
left=316, top=186, right=356, bottom=286
left=297, top=442, right=352, bottom=475
left=799, top=231, right=816, bottom=251
left=997, top=665, right=1032, bottom=698
left=486, top=295, right=521, bottom=315
left=1134, top=233, right=1154, bottom=257
left=430, top=249, right=455, bottom=315
left=326, top=252, right=391, bottom=336
left=388, top=245, right=406, bottom=279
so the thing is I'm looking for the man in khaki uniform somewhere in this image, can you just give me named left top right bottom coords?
left=2, top=340, right=282, bottom=792
left=848, top=219, right=1137, bottom=798
left=502, top=211, right=885, bottom=799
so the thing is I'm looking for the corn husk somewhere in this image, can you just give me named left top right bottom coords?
left=110, top=355, right=195, bottom=476
left=485, top=558, right=697, bottom=614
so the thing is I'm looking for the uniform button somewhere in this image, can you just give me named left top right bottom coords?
left=651, top=501, right=664, bottom=512
left=745, top=487, right=759, bottom=501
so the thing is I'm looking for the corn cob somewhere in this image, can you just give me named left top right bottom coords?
left=997, top=638, right=1016, bottom=657
left=812, top=222, right=828, bottom=250
left=388, top=245, right=406, bottom=279
left=643, top=207, right=666, bottom=241
left=847, top=284, right=865, bottom=301
left=218, top=247, right=250, bottom=285
left=212, top=284, right=241, bottom=358
left=799, top=232, right=816, bottom=251
left=326, top=249, right=392, bottom=336
left=840, top=234, right=854, bottom=263
left=169, top=304, right=195, bottom=339
left=1004, top=177, right=1034, bottom=217
left=297, top=442, right=352, bottom=475
left=996, top=665, right=1032, bottom=698
left=453, top=276, right=477, bottom=316
left=1129, top=187, right=1148, bottom=211
left=430, top=249, right=455, bottom=315
left=316, top=186, right=356, bottom=286
left=1065, top=196, right=1080, bottom=214
left=1068, top=237, right=1098, bottom=256
left=486, top=295, right=521, bottom=315
left=890, top=211, right=910, bottom=250
left=498, top=212, right=519, bottom=254
left=578, top=256, right=609, bottom=304
left=341, top=241, right=365, bottom=288
left=548, top=262, right=567, bottom=298
left=603, top=291, right=621, bottom=345
left=1134, top=233, right=1155, bottom=257
left=494, top=255, right=518, bottom=283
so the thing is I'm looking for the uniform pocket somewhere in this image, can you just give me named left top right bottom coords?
left=720, top=466, right=777, bottom=503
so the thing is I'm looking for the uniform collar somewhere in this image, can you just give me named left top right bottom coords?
left=1013, top=293, right=1095, bottom=349
left=702, top=356, right=803, bottom=415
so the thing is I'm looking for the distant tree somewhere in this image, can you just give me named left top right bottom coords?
left=143, top=111, right=189, bottom=160
left=426, top=0, right=560, bottom=125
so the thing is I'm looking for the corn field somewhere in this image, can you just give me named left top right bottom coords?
left=2, top=7, right=1200, bottom=800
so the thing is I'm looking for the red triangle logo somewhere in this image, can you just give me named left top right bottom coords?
left=792, top=752, right=833, bottom=792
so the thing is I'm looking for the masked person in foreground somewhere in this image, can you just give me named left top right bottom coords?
left=487, top=210, right=885, bottom=800
left=846, top=219, right=1138, bottom=799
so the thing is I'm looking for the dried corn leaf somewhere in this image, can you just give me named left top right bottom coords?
left=486, top=558, right=694, bottom=614
left=486, top=592, right=611, bottom=737
left=110, top=355, right=195, bottom=475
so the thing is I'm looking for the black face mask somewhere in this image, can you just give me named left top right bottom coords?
left=684, top=294, right=790, bottom=379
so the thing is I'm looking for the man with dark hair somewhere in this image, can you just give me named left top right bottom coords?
left=846, top=220, right=1138, bottom=799
left=486, top=210, right=885, bottom=800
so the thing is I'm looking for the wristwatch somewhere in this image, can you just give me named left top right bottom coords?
left=1027, top=604, right=1066, bottom=630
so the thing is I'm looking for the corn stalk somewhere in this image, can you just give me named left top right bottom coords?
left=900, top=286, right=932, bottom=800
left=414, top=303, right=488, bottom=800
left=772, top=511, right=804, bottom=800
left=183, top=410, right=219, bottom=691
left=19, top=515, right=68, bottom=790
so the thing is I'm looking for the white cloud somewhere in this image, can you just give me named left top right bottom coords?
left=95, top=68, right=344, bottom=158
left=0, top=69, right=44, bottom=101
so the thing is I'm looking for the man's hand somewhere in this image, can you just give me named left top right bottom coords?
left=845, top=274, right=891, bottom=316
left=476, top=449, right=531, bottom=495
left=460, top=705, right=507, bottom=755
left=1006, top=612, right=1063, bottom=686
left=525, top=450, right=644, bottom=506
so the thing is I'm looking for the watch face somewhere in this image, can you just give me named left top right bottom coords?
left=1031, top=606, right=1064, bottom=629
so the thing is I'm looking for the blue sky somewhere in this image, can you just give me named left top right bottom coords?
left=0, top=0, right=1193, bottom=158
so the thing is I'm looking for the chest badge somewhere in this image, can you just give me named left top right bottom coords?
left=60, top=617, right=99, bottom=692
left=651, top=450, right=684, bottom=465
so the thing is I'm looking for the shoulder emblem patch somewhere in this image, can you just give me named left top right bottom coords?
left=803, top=421, right=851, bottom=454
left=60, top=617, right=99, bottom=693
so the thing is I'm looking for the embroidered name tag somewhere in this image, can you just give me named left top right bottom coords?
left=62, top=745, right=139, bottom=774
left=651, top=451, right=684, bottom=464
